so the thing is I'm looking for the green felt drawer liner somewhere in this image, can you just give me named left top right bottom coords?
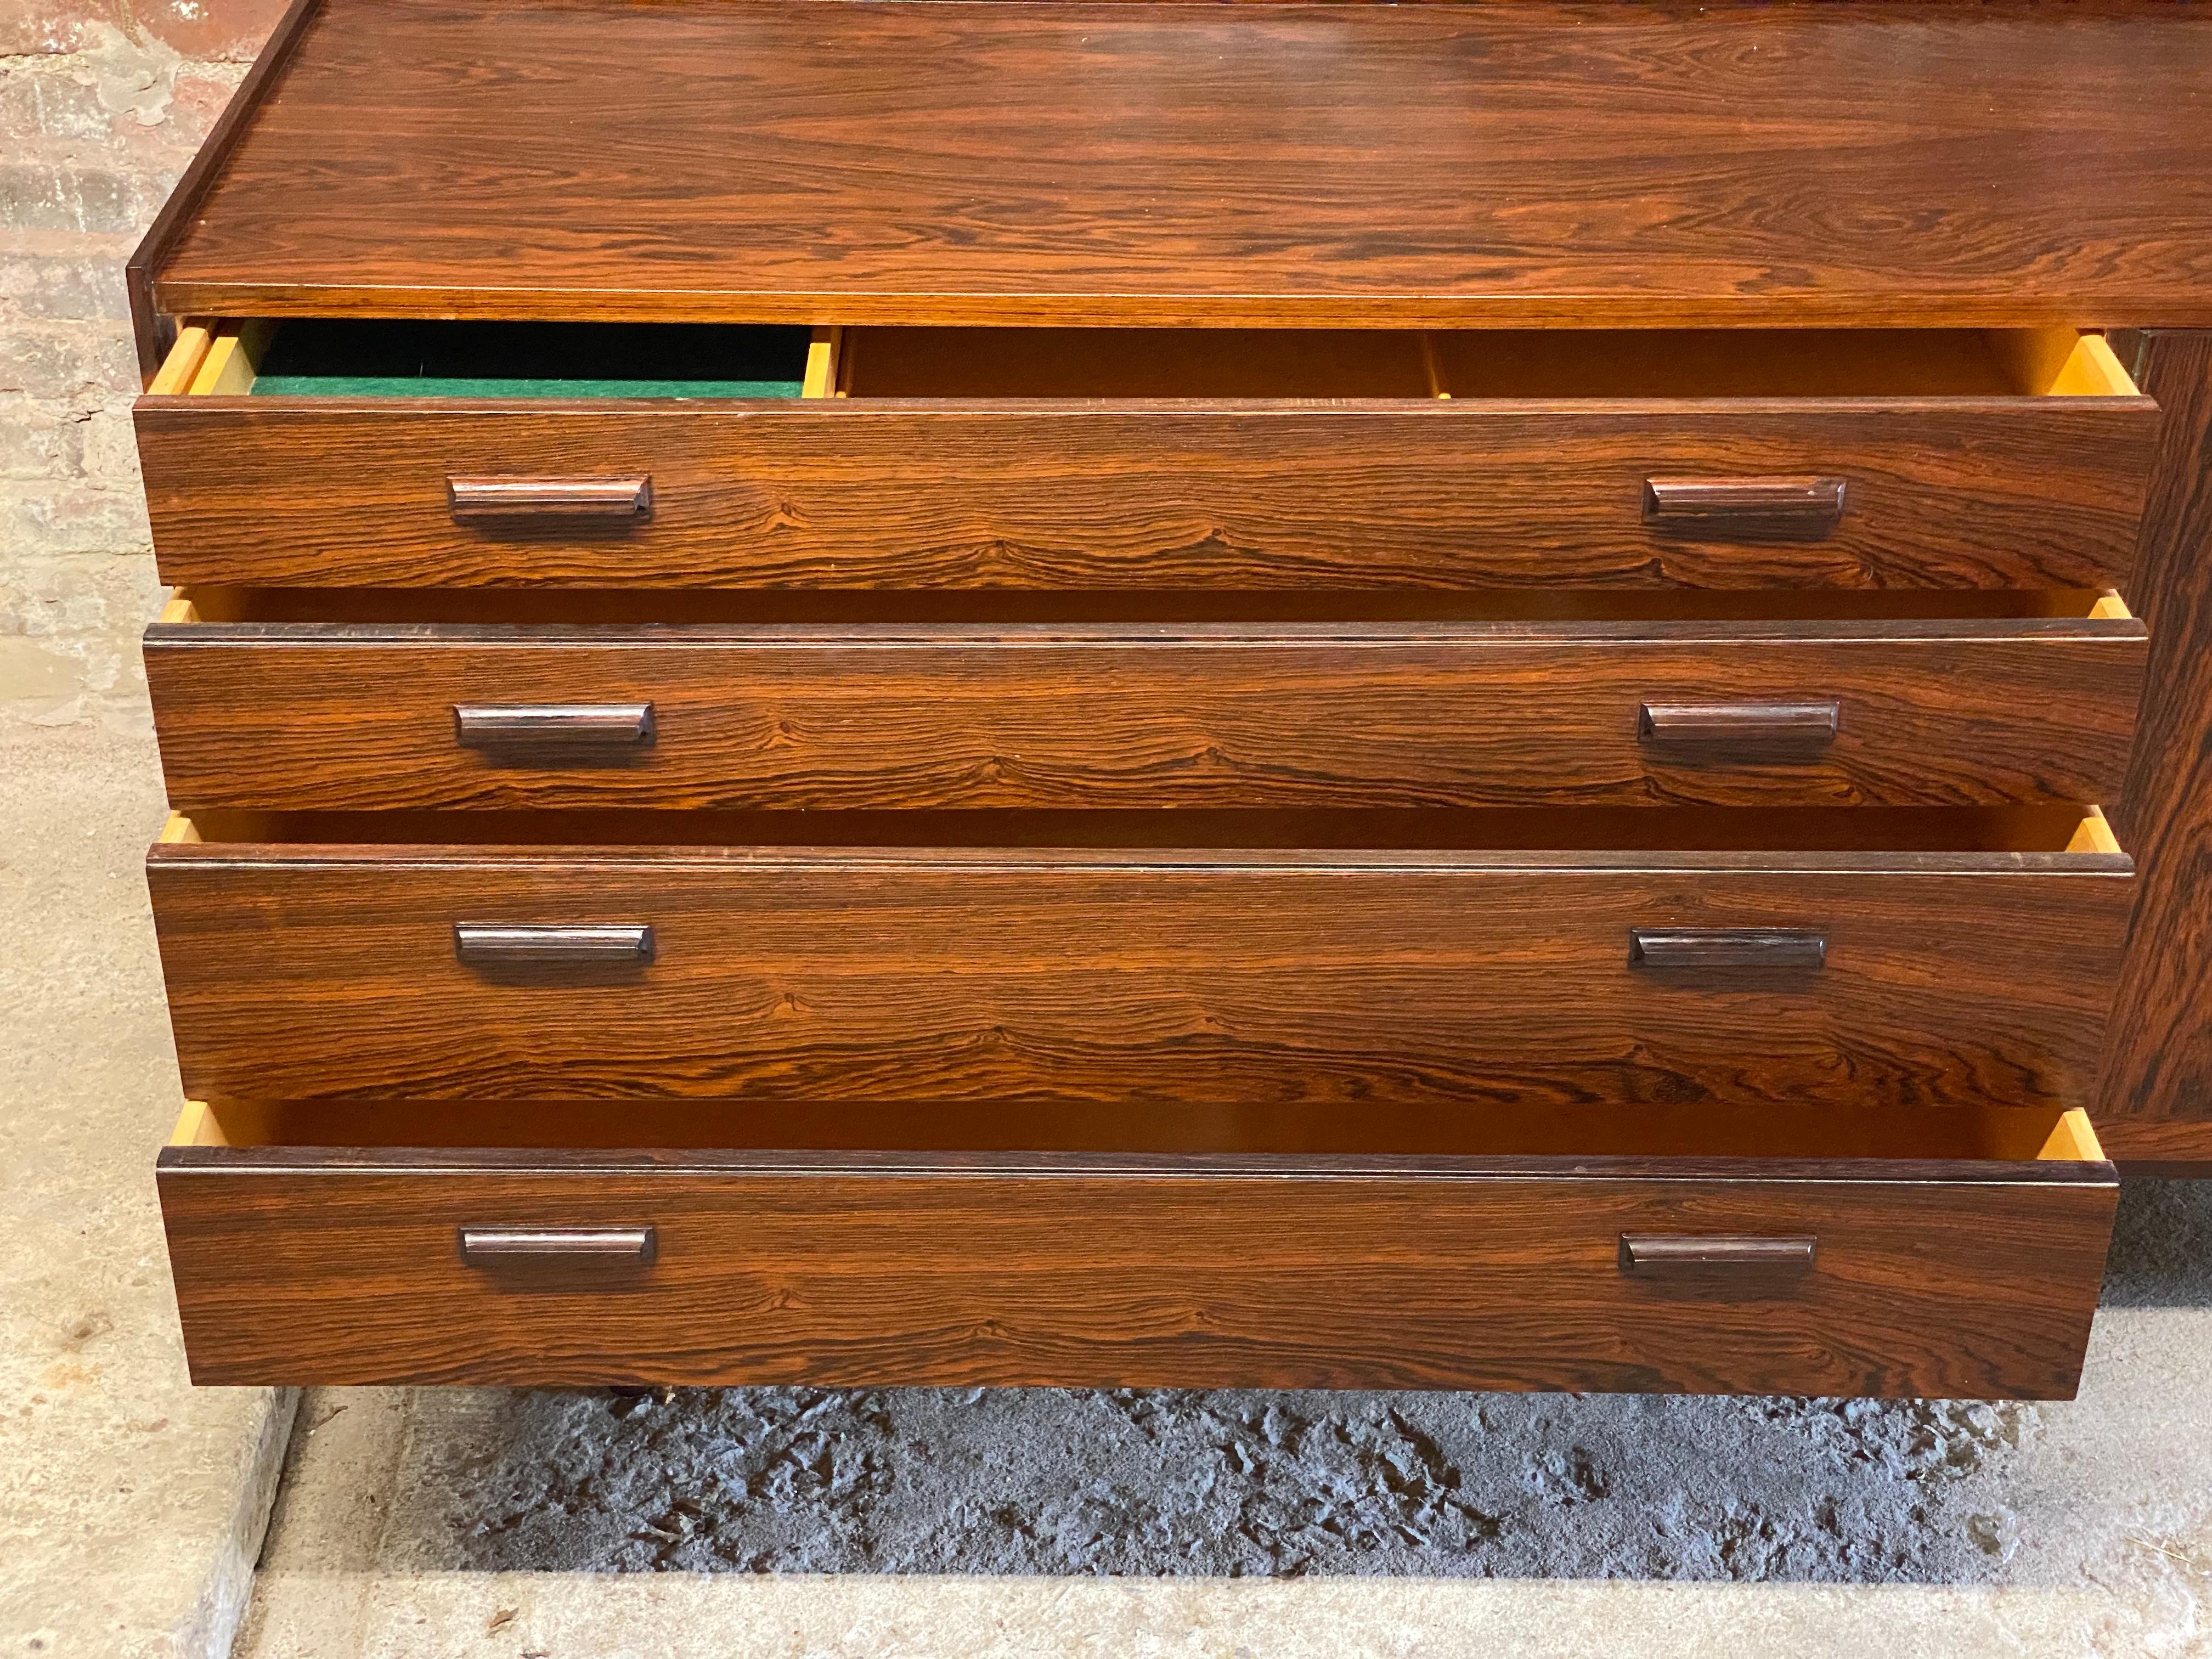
left=246, top=319, right=810, bottom=399
left=251, top=374, right=806, bottom=397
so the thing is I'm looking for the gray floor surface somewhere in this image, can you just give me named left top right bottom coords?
left=2, top=717, right=296, bottom=1658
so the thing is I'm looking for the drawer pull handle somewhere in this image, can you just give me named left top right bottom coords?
left=1629, top=928, right=1826, bottom=970
left=1620, top=1234, right=1816, bottom=1274
left=447, top=475, right=653, bottom=521
left=1644, top=476, right=1847, bottom=539
left=1639, top=701, right=1839, bottom=749
left=460, top=1226, right=657, bottom=1263
left=454, top=923, right=654, bottom=965
left=454, top=703, right=656, bottom=749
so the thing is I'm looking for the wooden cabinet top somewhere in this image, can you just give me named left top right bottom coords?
left=136, top=0, right=2212, bottom=335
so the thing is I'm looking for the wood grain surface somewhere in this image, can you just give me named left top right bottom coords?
left=2100, top=330, right=2212, bottom=1170
left=2076, top=1117, right=2212, bottom=1177
left=143, top=617, right=2147, bottom=812
left=132, top=398, right=2154, bottom=590
left=146, top=842, right=2132, bottom=1109
left=143, top=0, right=2212, bottom=328
left=155, top=1146, right=2115, bottom=1395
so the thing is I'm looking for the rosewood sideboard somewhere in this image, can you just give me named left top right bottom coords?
left=127, top=0, right=2212, bottom=1398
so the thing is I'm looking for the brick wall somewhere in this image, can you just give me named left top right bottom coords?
left=1, top=0, right=283, bottom=725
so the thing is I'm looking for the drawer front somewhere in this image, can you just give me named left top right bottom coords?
left=145, top=618, right=2147, bottom=812
left=155, top=1147, right=2114, bottom=1396
left=134, top=399, right=2153, bottom=590
left=148, top=847, right=2131, bottom=1108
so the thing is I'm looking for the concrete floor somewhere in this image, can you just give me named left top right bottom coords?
left=1, top=715, right=296, bottom=1657
left=224, top=1190, right=2212, bottom=1657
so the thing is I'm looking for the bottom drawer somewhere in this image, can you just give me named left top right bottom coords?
left=159, top=1099, right=2114, bottom=1398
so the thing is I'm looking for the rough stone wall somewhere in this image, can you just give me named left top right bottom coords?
left=1, top=0, right=280, bottom=727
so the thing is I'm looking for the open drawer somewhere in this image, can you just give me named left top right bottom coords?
left=146, top=805, right=2132, bottom=1111
left=144, top=587, right=2147, bottom=812
left=156, top=1096, right=2116, bottom=1396
left=134, top=321, right=2155, bottom=590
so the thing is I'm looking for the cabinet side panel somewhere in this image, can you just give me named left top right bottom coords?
left=2103, top=331, right=2212, bottom=1170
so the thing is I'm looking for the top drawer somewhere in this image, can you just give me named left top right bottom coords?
left=134, top=321, right=2155, bottom=591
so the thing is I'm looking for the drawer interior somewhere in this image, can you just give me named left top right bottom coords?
left=837, top=328, right=1438, bottom=398
left=146, top=319, right=821, bottom=399
left=1421, top=328, right=2138, bottom=402
left=158, top=803, right=2123, bottom=853
left=171, top=1096, right=2106, bottom=1163
left=163, top=585, right=2135, bottom=627
left=837, top=326, right=2139, bottom=400
left=148, top=320, right=2140, bottom=402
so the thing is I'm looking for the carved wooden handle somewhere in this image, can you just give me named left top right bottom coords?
left=1644, top=476, right=1847, bottom=539
left=1639, top=701, right=1839, bottom=749
left=1620, top=1234, right=1816, bottom=1274
left=460, top=1227, right=657, bottom=1263
left=453, top=923, right=655, bottom=965
left=447, top=476, right=653, bottom=521
left=454, top=703, right=656, bottom=749
left=1629, top=928, right=1826, bottom=970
